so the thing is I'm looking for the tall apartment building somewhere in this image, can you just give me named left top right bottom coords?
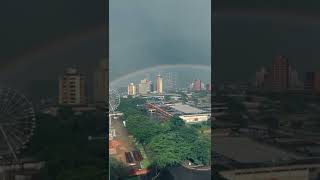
left=139, top=79, right=149, bottom=95
left=93, top=60, right=107, bottom=105
left=255, top=67, right=268, bottom=89
left=156, top=75, right=163, bottom=94
left=288, top=66, right=302, bottom=89
left=304, top=72, right=315, bottom=92
left=193, top=79, right=202, bottom=92
left=127, top=83, right=136, bottom=95
left=164, top=72, right=177, bottom=92
left=149, top=81, right=154, bottom=92
left=271, top=56, right=289, bottom=92
left=59, top=68, right=87, bottom=106
left=304, top=72, right=320, bottom=94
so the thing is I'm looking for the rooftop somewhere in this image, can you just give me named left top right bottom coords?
left=213, top=136, right=301, bottom=164
left=170, top=103, right=204, bottom=114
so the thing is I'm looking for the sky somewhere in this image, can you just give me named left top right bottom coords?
left=109, top=0, right=211, bottom=81
left=0, top=28, right=106, bottom=101
left=0, top=0, right=104, bottom=63
left=213, top=0, right=320, bottom=83
left=214, top=10, right=320, bottom=83
left=2, top=0, right=320, bottom=98
left=0, top=0, right=105, bottom=100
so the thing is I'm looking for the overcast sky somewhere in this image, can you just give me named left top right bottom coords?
left=109, top=0, right=211, bottom=81
left=214, top=11, right=320, bottom=83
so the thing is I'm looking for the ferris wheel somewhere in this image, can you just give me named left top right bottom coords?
left=0, top=88, right=36, bottom=161
left=108, top=88, right=120, bottom=113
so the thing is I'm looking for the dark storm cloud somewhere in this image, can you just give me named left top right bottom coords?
left=109, top=0, right=211, bottom=81
left=0, top=28, right=106, bottom=100
left=214, top=10, right=320, bottom=83
left=0, top=0, right=104, bottom=67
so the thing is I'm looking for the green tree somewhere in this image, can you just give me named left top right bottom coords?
left=178, top=92, right=188, bottom=102
left=126, top=115, right=164, bottom=144
left=147, top=133, right=192, bottom=168
left=167, top=116, right=185, bottom=130
left=189, top=137, right=210, bottom=165
left=164, top=95, right=171, bottom=101
left=176, top=126, right=198, bottom=144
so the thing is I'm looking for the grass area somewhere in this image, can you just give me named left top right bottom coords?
left=135, top=142, right=151, bottom=169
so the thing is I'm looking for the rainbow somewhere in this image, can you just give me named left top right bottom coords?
left=0, top=26, right=105, bottom=76
left=110, top=64, right=211, bottom=87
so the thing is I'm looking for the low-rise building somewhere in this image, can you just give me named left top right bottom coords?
left=169, top=103, right=210, bottom=123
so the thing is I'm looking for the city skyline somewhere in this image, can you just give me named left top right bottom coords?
left=126, top=75, right=211, bottom=96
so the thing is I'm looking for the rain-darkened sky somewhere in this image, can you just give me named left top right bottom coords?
left=214, top=11, right=320, bottom=83
left=214, top=1, right=320, bottom=83
left=0, top=0, right=105, bottom=99
left=2, top=0, right=320, bottom=96
left=109, top=0, right=211, bottom=81
left=0, top=0, right=104, bottom=63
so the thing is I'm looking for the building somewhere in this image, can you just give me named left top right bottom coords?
left=127, top=83, right=136, bottom=96
left=93, top=60, right=107, bottom=105
left=271, top=56, right=289, bottom=92
left=304, top=72, right=320, bottom=94
left=164, top=72, right=177, bottom=92
left=315, top=72, right=320, bottom=94
left=214, top=127, right=320, bottom=180
left=156, top=74, right=163, bottom=94
left=0, top=160, right=46, bottom=180
left=206, top=83, right=212, bottom=93
left=304, top=72, right=315, bottom=92
left=139, top=79, right=149, bottom=95
left=255, top=67, right=268, bottom=89
left=193, top=79, right=202, bottom=92
left=146, top=80, right=152, bottom=93
left=213, top=102, right=228, bottom=117
left=135, top=84, right=139, bottom=95
left=149, top=81, right=154, bottom=92
left=289, top=66, right=303, bottom=89
left=59, top=68, right=87, bottom=106
left=169, top=103, right=210, bottom=123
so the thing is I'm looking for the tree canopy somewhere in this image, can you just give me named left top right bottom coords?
left=120, top=98, right=211, bottom=169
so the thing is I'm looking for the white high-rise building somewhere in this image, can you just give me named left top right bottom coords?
left=289, top=66, right=303, bottom=89
left=127, top=83, right=136, bottom=95
left=139, top=79, right=149, bottom=95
